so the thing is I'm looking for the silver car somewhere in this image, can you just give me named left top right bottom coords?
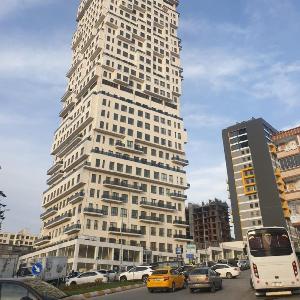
left=188, top=267, right=222, bottom=293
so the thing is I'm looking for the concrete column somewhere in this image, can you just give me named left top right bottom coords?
left=94, top=246, right=99, bottom=269
left=72, top=240, right=80, bottom=271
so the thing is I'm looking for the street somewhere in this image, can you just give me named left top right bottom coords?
left=96, top=271, right=300, bottom=300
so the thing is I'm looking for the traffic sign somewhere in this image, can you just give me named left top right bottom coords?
left=186, top=253, right=194, bottom=259
left=32, top=262, right=43, bottom=276
left=176, top=247, right=182, bottom=255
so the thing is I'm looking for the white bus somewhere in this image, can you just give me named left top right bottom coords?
left=246, top=227, right=300, bottom=297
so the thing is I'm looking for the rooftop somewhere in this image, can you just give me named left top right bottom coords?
left=272, top=125, right=300, bottom=141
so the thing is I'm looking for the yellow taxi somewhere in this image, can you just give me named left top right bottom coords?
left=147, top=268, right=187, bottom=293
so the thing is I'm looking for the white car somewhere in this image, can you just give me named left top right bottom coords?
left=211, top=264, right=240, bottom=279
left=119, top=266, right=153, bottom=282
left=97, top=269, right=118, bottom=281
left=65, top=271, right=107, bottom=286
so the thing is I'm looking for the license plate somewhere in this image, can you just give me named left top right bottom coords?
left=154, top=279, right=162, bottom=282
left=272, top=282, right=282, bottom=287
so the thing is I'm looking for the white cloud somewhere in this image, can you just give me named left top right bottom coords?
left=0, top=0, right=49, bottom=20
left=184, top=113, right=232, bottom=129
left=182, top=47, right=300, bottom=107
left=187, top=162, right=229, bottom=205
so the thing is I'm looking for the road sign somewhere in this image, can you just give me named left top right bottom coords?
left=32, top=262, right=43, bottom=276
left=186, top=253, right=194, bottom=259
left=176, top=247, right=182, bottom=255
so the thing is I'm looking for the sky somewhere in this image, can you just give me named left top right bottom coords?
left=0, top=0, right=300, bottom=235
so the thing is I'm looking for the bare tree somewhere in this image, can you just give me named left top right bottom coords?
left=0, top=166, right=7, bottom=230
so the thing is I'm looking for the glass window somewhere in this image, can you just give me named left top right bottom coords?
left=0, top=283, right=37, bottom=300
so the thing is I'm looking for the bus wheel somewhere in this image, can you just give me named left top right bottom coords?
left=250, top=279, right=254, bottom=289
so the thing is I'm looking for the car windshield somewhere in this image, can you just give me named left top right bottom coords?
left=152, top=270, right=169, bottom=275
left=23, top=279, right=67, bottom=298
left=189, top=268, right=208, bottom=275
left=248, top=228, right=293, bottom=257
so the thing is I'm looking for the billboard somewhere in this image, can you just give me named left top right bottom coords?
left=42, top=257, right=67, bottom=281
left=0, top=258, right=17, bottom=278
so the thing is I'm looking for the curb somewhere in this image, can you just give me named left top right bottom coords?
left=65, top=283, right=145, bottom=299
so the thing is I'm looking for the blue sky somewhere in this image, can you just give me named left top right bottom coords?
left=0, top=0, right=300, bottom=234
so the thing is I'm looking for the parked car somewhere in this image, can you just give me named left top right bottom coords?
left=97, top=269, right=118, bottom=281
left=188, top=267, right=222, bottom=293
left=237, top=259, right=250, bottom=270
left=119, top=266, right=153, bottom=282
left=66, top=271, right=81, bottom=279
left=65, top=271, right=107, bottom=286
left=147, top=268, right=186, bottom=293
left=211, top=264, right=240, bottom=279
left=0, top=278, right=67, bottom=299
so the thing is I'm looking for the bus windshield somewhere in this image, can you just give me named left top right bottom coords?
left=248, top=228, right=292, bottom=257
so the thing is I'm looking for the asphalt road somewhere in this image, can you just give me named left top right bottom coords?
left=96, top=270, right=300, bottom=300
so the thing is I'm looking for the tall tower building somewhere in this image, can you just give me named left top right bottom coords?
left=222, top=118, right=290, bottom=240
left=23, top=0, right=190, bottom=271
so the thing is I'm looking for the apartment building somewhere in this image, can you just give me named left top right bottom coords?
left=273, top=126, right=300, bottom=229
left=20, top=0, right=190, bottom=271
left=222, top=118, right=290, bottom=240
left=0, top=229, right=37, bottom=246
left=187, top=200, right=231, bottom=249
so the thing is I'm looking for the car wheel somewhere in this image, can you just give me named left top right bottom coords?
left=183, top=280, right=188, bottom=289
left=142, top=275, right=149, bottom=283
left=210, top=284, right=216, bottom=293
left=250, top=279, right=254, bottom=289
left=255, top=291, right=265, bottom=297
left=219, top=280, right=223, bottom=290
left=148, top=288, right=154, bottom=293
left=226, top=272, right=233, bottom=279
left=70, top=281, right=76, bottom=286
left=120, top=276, right=127, bottom=282
left=169, top=282, right=176, bottom=292
left=190, top=288, right=194, bottom=293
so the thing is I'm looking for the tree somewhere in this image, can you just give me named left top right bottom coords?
left=0, top=166, right=7, bottom=230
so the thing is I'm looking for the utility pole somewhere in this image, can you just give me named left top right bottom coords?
left=202, top=206, right=208, bottom=265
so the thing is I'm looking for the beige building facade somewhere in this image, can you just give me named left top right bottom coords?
left=273, top=126, right=300, bottom=228
left=0, top=229, right=37, bottom=246
left=20, top=0, right=190, bottom=271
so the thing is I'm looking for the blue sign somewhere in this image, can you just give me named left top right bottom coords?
left=186, top=253, right=194, bottom=259
left=32, top=262, right=43, bottom=276
left=176, top=247, right=182, bottom=255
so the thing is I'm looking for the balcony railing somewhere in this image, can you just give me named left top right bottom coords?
left=68, top=191, right=85, bottom=205
left=44, top=213, right=72, bottom=229
left=109, top=227, right=143, bottom=236
left=103, top=180, right=144, bottom=192
left=139, top=215, right=163, bottom=223
left=35, top=236, right=51, bottom=246
left=173, top=220, right=189, bottom=226
left=115, top=141, right=145, bottom=154
left=140, top=201, right=176, bottom=211
left=64, top=224, right=81, bottom=234
left=83, top=207, right=104, bottom=216
left=47, top=161, right=63, bottom=175
left=173, top=234, right=193, bottom=241
left=102, top=194, right=128, bottom=204
left=171, top=156, right=189, bottom=166
left=40, top=207, right=58, bottom=220
left=47, top=171, right=64, bottom=185
left=169, top=193, right=187, bottom=200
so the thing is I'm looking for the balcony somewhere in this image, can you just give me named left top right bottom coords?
left=173, top=220, right=189, bottom=227
left=169, top=193, right=187, bottom=201
left=59, top=101, right=75, bottom=118
left=94, top=13, right=105, bottom=28
left=56, top=134, right=84, bottom=157
left=77, top=0, right=93, bottom=21
left=47, top=161, right=63, bottom=176
left=61, top=89, right=73, bottom=103
left=64, top=224, right=81, bottom=235
left=140, top=201, right=176, bottom=212
left=173, top=234, right=193, bottom=242
left=40, top=207, right=58, bottom=220
left=68, top=191, right=85, bottom=205
left=76, top=73, right=99, bottom=99
left=171, top=156, right=189, bottom=166
left=101, top=194, right=127, bottom=204
left=35, top=236, right=51, bottom=247
left=44, top=213, right=72, bottom=229
left=139, top=215, right=163, bottom=224
left=83, top=207, right=104, bottom=217
left=103, top=180, right=144, bottom=193
left=94, top=127, right=125, bottom=139
left=64, top=154, right=89, bottom=172
left=72, top=32, right=83, bottom=50
left=47, top=171, right=64, bottom=186
left=286, top=190, right=300, bottom=201
left=115, top=141, right=144, bottom=154
left=281, top=168, right=300, bottom=180
left=51, top=116, right=93, bottom=155
left=108, top=227, right=143, bottom=236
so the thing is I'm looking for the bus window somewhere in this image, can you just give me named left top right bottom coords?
left=248, top=228, right=292, bottom=257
